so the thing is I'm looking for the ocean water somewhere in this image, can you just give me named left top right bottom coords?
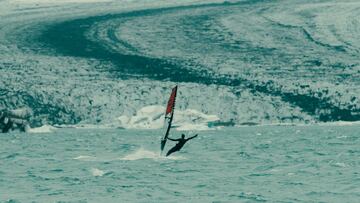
left=0, top=0, right=360, bottom=202
left=1, top=125, right=359, bottom=202
left=0, top=0, right=359, bottom=126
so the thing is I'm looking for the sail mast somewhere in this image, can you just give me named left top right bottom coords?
left=160, top=85, right=178, bottom=153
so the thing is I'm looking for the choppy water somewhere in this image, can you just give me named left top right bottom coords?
left=0, top=0, right=359, bottom=126
left=1, top=126, right=359, bottom=202
left=0, top=1, right=359, bottom=201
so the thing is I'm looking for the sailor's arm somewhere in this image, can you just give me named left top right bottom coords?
left=187, top=134, right=198, bottom=140
left=167, top=137, right=180, bottom=141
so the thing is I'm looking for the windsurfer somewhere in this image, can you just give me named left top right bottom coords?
left=166, top=134, right=198, bottom=156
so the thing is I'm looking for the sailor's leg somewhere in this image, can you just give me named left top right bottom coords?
left=166, top=146, right=179, bottom=157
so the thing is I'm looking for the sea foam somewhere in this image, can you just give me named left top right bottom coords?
left=116, top=105, right=219, bottom=131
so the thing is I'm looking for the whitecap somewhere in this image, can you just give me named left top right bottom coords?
left=116, top=105, right=220, bottom=130
left=332, top=162, right=346, bottom=167
left=120, top=148, right=184, bottom=161
left=73, top=155, right=97, bottom=161
left=28, top=125, right=56, bottom=133
left=318, top=121, right=360, bottom=126
left=176, top=124, right=219, bottom=131
left=91, top=168, right=105, bottom=177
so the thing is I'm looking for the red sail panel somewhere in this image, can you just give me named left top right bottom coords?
left=165, top=86, right=177, bottom=116
left=161, top=85, right=178, bottom=153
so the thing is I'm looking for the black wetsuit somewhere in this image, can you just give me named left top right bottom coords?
left=166, top=134, right=198, bottom=156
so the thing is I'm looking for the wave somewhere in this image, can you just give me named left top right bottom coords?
left=316, top=121, right=360, bottom=127
left=117, top=105, right=220, bottom=130
left=73, top=155, right=98, bottom=161
left=28, top=124, right=57, bottom=133
left=120, top=148, right=184, bottom=161
left=39, top=118, right=360, bottom=132
left=72, top=148, right=184, bottom=163
left=0, top=0, right=359, bottom=127
left=90, top=168, right=106, bottom=177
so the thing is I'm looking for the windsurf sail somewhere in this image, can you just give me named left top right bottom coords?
left=160, top=85, right=178, bottom=153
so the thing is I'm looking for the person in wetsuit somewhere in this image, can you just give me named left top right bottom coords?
left=166, top=134, right=198, bottom=156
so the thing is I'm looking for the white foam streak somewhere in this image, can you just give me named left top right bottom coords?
left=91, top=168, right=106, bottom=176
left=317, top=121, right=360, bottom=127
left=120, top=148, right=184, bottom=161
left=28, top=125, right=56, bottom=133
left=73, top=155, right=97, bottom=161
left=116, top=105, right=219, bottom=131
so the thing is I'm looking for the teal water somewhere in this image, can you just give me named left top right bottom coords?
left=1, top=0, right=359, bottom=126
left=1, top=126, right=359, bottom=202
left=0, top=1, right=359, bottom=202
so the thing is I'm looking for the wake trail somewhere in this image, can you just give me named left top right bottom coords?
left=73, top=148, right=185, bottom=162
left=120, top=148, right=185, bottom=161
